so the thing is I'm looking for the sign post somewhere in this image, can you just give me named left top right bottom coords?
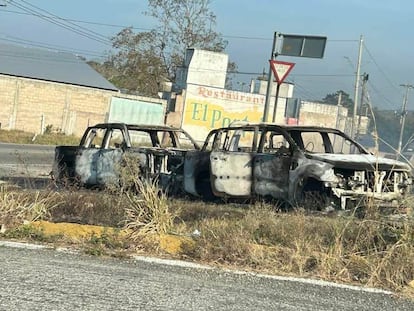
left=262, top=32, right=280, bottom=123
left=263, top=32, right=327, bottom=123
left=269, top=60, right=295, bottom=122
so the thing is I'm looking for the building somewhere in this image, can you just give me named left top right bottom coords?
left=166, top=48, right=294, bottom=143
left=0, top=43, right=166, bottom=137
left=298, top=100, right=369, bottom=138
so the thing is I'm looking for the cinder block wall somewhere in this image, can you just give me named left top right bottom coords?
left=0, top=74, right=116, bottom=137
left=299, top=101, right=349, bottom=131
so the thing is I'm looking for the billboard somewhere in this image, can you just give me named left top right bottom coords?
left=182, top=84, right=285, bottom=142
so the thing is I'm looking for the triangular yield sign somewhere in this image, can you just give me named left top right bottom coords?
left=269, top=60, right=295, bottom=84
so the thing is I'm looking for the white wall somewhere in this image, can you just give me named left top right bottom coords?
left=175, top=49, right=228, bottom=90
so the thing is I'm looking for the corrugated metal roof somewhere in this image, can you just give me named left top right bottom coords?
left=0, top=43, right=118, bottom=91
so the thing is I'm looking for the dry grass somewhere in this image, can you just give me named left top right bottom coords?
left=113, top=153, right=178, bottom=238
left=48, top=190, right=127, bottom=227
left=0, top=128, right=79, bottom=145
left=188, top=205, right=414, bottom=292
left=0, top=184, right=63, bottom=230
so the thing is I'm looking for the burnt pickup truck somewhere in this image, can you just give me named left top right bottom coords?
left=183, top=123, right=412, bottom=210
left=52, top=123, right=199, bottom=193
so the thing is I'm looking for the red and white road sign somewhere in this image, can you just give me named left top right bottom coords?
left=269, top=60, right=295, bottom=84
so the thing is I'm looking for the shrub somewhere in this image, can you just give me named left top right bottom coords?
left=0, top=185, right=62, bottom=229
left=124, top=178, right=176, bottom=238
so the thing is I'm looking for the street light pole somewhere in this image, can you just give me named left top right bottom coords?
left=397, top=84, right=414, bottom=159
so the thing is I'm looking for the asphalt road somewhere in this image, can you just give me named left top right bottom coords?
left=0, top=142, right=55, bottom=187
left=1, top=243, right=414, bottom=311
left=0, top=142, right=55, bottom=163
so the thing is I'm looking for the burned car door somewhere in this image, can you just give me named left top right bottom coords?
left=157, top=130, right=199, bottom=194
left=125, top=127, right=199, bottom=194
left=210, top=128, right=257, bottom=197
left=97, top=127, right=126, bottom=185
left=184, top=129, right=219, bottom=199
left=209, top=126, right=292, bottom=200
left=75, top=127, right=125, bottom=186
left=158, top=130, right=194, bottom=175
left=73, top=127, right=105, bottom=185
left=253, top=129, right=292, bottom=200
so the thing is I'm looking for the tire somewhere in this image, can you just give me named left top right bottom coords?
left=292, top=177, right=332, bottom=211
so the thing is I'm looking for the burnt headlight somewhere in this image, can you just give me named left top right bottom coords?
left=398, top=179, right=411, bottom=191
left=347, top=176, right=365, bottom=189
left=331, top=174, right=345, bottom=188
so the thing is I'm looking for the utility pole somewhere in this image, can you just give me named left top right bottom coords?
left=355, top=73, right=369, bottom=141
left=333, top=91, right=342, bottom=147
left=263, top=32, right=280, bottom=123
left=351, top=35, right=363, bottom=139
left=335, top=91, right=342, bottom=130
left=360, top=73, right=369, bottom=115
left=397, top=84, right=414, bottom=158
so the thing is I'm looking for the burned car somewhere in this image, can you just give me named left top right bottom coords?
left=183, top=123, right=412, bottom=210
left=52, top=123, right=199, bottom=193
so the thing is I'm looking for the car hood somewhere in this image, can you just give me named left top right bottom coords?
left=307, top=153, right=412, bottom=171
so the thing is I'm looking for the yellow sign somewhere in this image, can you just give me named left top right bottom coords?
left=182, top=85, right=266, bottom=142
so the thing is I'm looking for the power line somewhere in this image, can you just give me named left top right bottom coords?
left=0, top=50, right=87, bottom=63
left=288, top=80, right=321, bottom=100
left=363, top=43, right=400, bottom=93
left=18, top=0, right=111, bottom=42
left=290, top=74, right=354, bottom=77
left=0, top=8, right=151, bottom=31
left=367, top=80, right=397, bottom=108
left=1, top=7, right=154, bottom=33
left=1, top=6, right=360, bottom=44
left=0, top=35, right=106, bottom=58
left=229, top=70, right=355, bottom=78
left=8, top=0, right=112, bottom=46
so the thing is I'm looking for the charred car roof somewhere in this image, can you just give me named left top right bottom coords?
left=206, top=122, right=369, bottom=151
left=90, top=122, right=186, bottom=131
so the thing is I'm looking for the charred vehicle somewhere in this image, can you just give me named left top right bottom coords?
left=52, top=123, right=199, bottom=193
left=183, top=123, right=412, bottom=210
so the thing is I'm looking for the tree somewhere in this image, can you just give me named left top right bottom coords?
left=111, top=28, right=167, bottom=96
left=94, top=0, right=230, bottom=96
left=145, top=0, right=228, bottom=80
left=88, top=58, right=120, bottom=86
left=321, top=90, right=354, bottom=113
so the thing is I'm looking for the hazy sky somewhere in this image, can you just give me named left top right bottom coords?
left=1, top=0, right=412, bottom=110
